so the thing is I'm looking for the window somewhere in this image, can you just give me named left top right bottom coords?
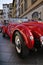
left=24, top=0, right=27, bottom=11
left=7, top=5, right=9, bottom=8
left=32, top=12, right=39, bottom=20
left=3, top=12, right=6, bottom=15
left=19, top=8, right=20, bottom=16
left=4, top=16, right=6, bottom=18
left=10, top=8, right=12, bottom=10
left=21, top=5, right=23, bottom=14
left=19, top=0, right=20, bottom=6
left=21, top=0, right=23, bottom=3
left=31, top=0, right=37, bottom=4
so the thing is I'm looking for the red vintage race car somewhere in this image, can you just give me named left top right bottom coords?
left=2, top=19, right=43, bottom=57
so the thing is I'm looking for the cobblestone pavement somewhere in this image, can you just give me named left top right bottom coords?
left=0, top=33, right=43, bottom=65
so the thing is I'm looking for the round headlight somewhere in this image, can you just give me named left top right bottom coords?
left=40, top=36, right=43, bottom=41
left=30, top=36, right=34, bottom=40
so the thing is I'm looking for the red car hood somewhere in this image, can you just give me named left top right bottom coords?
left=23, top=21, right=43, bottom=36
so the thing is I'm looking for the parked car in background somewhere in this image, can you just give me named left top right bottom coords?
left=2, top=19, right=43, bottom=58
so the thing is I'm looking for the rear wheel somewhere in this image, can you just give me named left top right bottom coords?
left=14, top=31, right=29, bottom=58
left=0, top=28, right=2, bottom=33
left=2, top=32, right=5, bottom=37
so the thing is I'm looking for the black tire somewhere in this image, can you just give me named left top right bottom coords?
left=14, top=31, right=29, bottom=58
left=2, top=33, right=5, bottom=37
left=0, top=28, right=2, bottom=33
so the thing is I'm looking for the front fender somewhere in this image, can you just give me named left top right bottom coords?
left=32, top=27, right=42, bottom=39
left=2, top=26, right=7, bottom=33
left=13, top=25, right=34, bottom=49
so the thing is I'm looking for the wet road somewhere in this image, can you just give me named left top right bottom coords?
left=0, top=33, right=43, bottom=65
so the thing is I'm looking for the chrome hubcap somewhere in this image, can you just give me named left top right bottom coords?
left=15, top=36, right=21, bottom=53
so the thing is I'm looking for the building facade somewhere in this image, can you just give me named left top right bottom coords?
left=3, top=4, right=9, bottom=23
left=12, top=0, right=43, bottom=21
left=0, top=10, right=3, bottom=24
left=12, top=0, right=17, bottom=18
left=9, top=3, right=13, bottom=18
left=12, top=0, right=20, bottom=18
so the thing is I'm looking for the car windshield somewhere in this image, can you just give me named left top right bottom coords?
left=9, top=18, right=29, bottom=24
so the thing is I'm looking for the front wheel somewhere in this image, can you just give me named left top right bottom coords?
left=14, top=31, right=29, bottom=58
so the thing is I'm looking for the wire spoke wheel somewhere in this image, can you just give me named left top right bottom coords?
left=15, top=35, right=21, bottom=54
left=14, top=31, right=29, bottom=58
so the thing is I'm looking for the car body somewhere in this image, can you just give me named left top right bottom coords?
left=2, top=19, right=43, bottom=57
